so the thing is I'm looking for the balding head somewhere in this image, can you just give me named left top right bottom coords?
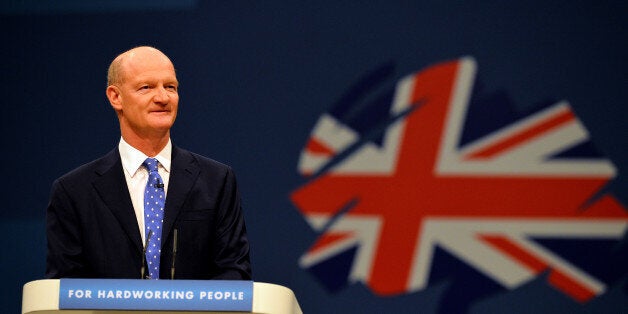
left=105, top=46, right=179, bottom=155
left=107, top=46, right=175, bottom=86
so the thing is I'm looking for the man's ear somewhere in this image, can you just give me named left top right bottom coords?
left=106, top=85, right=122, bottom=111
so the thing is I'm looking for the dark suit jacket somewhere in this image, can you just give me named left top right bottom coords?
left=46, top=146, right=251, bottom=280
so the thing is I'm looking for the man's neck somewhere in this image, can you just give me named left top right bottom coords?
left=121, top=132, right=170, bottom=157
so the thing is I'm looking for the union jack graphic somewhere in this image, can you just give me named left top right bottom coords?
left=290, top=57, right=627, bottom=312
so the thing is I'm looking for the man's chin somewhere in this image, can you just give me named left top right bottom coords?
left=149, top=116, right=176, bottom=129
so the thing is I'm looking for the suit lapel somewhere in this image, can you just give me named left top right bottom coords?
left=162, top=146, right=200, bottom=243
left=92, top=148, right=144, bottom=252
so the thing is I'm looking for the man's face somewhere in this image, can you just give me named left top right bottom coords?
left=109, top=50, right=179, bottom=138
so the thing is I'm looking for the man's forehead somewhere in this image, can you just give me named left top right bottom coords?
left=119, top=51, right=176, bottom=80
left=123, top=51, right=173, bottom=69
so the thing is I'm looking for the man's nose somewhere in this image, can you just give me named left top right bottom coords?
left=153, top=86, right=170, bottom=104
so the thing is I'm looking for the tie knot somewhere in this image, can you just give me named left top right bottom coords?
left=143, top=158, right=160, bottom=173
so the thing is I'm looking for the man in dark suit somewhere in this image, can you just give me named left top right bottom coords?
left=46, top=46, right=251, bottom=280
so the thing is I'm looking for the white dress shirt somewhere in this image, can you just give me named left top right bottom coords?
left=118, top=137, right=172, bottom=244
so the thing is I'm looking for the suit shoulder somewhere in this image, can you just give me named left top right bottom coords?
left=193, top=153, right=232, bottom=171
left=177, top=147, right=233, bottom=172
left=55, top=149, right=118, bottom=185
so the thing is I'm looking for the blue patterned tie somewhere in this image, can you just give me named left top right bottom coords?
left=143, top=158, right=165, bottom=279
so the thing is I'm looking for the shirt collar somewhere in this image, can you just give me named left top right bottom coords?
left=119, top=137, right=172, bottom=178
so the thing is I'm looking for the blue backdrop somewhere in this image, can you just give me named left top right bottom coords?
left=1, top=1, right=626, bottom=313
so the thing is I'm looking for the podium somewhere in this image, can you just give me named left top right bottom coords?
left=22, top=279, right=302, bottom=314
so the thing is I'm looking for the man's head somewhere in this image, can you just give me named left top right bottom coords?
left=106, top=46, right=179, bottom=144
